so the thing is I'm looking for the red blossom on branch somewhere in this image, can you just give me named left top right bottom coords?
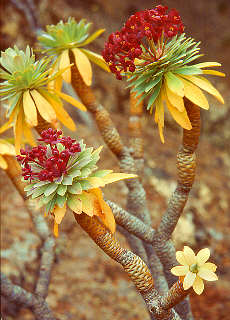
left=102, top=5, right=184, bottom=79
left=16, top=129, right=81, bottom=182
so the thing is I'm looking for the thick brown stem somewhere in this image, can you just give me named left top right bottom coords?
left=35, top=113, right=56, bottom=135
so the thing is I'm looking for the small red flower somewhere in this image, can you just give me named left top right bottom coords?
left=102, top=5, right=184, bottom=79
left=16, top=129, right=81, bottom=182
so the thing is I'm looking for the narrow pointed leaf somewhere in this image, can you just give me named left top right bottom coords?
left=81, top=48, right=110, bottom=72
left=30, top=89, right=56, bottom=122
left=165, top=72, right=184, bottom=97
left=79, top=29, right=105, bottom=46
left=55, top=90, right=87, bottom=111
left=22, top=90, right=38, bottom=127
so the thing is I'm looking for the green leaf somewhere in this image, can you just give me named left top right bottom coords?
left=146, top=80, right=162, bottom=110
left=79, top=179, right=92, bottom=190
left=31, top=185, right=48, bottom=199
left=67, top=181, right=82, bottom=194
left=165, top=72, right=184, bottom=97
left=56, top=195, right=66, bottom=208
left=173, top=66, right=202, bottom=75
left=42, top=192, right=56, bottom=205
left=62, top=176, right=73, bottom=185
left=67, top=167, right=81, bottom=178
left=45, top=196, right=57, bottom=213
left=90, top=170, right=113, bottom=178
left=144, top=75, right=162, bottom=93
left=57, top=184, right=67, bottom=196
left=44, top=183, right=58, bottom=196
left=79, top=29, right=105, bottom=46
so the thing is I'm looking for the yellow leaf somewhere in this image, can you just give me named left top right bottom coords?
left=23, top=120, right=36, bottom=146
left=0, top=155, right=7, bottom=169
left=67, top=195, right=82, bottom=214
left=165, top=72, right=184, bottom=97
left=23, top=90, right=38, bottom=127
left=79, top=191, right=96, bottom=217
left=54, top=203, right=67, bottom=224
left=165, top=83, right=185, bottom=112
left=102, top=172, right=137, bottom=185
left=14, top=108, right=24, bottom=153
left=72, top=48, right=92, bottom=86
left=54, top=90, right=87, bottom=112
left=0, top=140, right=15, bottom=155
left=155, top=93, right=165, bottom=143
left=92, top=145, right=103, bottom=156
left=193, top=62, right=221, bottom=69
left=179, top=77, right=210, bottom=110
left=165, top=95, right=192, bottom=130
left=87, top=177, right=106, bottom=188
left=81, top=48, right=110, bottom=72
left=79, top=29, right=105, bottom=46
left=59, top=50, right=71, bottom=83
left=30, top=89, right=57, bottom=122
left=202, top=70, right=225, bottom=77
left=181, top=75, right=224, bottom=104
left=54, top=221, right=59, bottom=237
left=0, top=98, right=21, bottom=134
left=39, top=90, right=76, bottom=131
left=89, top=188, right=116, bottom=233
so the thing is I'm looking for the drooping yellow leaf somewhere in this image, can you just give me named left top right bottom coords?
left=102, top=172, right=137, bottom=185
left=23, top=120, right=36, bottom=146
left=54, top=221, right=59, bottom=237
left=72, top=48, right=92, bottom=86
left=30, top=89, right=56, bottom=122
left=181, top=75, right=224, bottom=104
left=155, top=93, right=165, bottom=143
left=40, top=89, right=76, bottom=131
left=165, top=95, right=192, bottom=130
left=193, top=62, right=221, bottom=69
left=23, top=90, right=38, bottom=127
left=202, top=70, right=225, bottom=77
left=0, top=98, right=21, bottom=134
left=165, top=72, right=184, bottom=97
left=54, top=203, right=67, bottom=224
left=79, top=29, right=105, bottom=46
left=67, top=195, right=82, bottom=214
left=92, top=146, right=103, bottom=156
left=79, top=191, right=96, bottom=217
left=179, top=77, right=210, bottom=110
left=0, top=155, right=7, bottom=169
left=89, top=188, right=116, bottom=233
left=0, top=140, right=15, bottom=155
left=87, top=177, right=106, bottom=188
left=55, top=90, right=87, bottom=112
left=165, top=84, right=185, bottom=112
left=14, top=108, right=24, bottom=153
left=81, top=48, right=110, bottom=72
left=0, top=119, right=13, bottom=134
left=59, top=49, right=71, bottom=83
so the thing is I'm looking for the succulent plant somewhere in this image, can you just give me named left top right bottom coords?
left=17, top=129, right=137, bottom=236
left=103, top=5, right=225, bottom=142
left=38, top=17, right=110, bottom=86
left=0, top=46, right=87, bottom=152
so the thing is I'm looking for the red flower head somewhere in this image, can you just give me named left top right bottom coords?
left=102, top=5, right=184, bottom=79
left=16, top=129, right=81, bottom=182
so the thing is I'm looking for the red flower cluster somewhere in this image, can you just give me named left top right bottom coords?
left=17, top=129, right=81, bottom=182
left=102, top=5, right=184, bottom=79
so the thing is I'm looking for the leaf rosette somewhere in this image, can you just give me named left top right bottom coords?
left=0, top=46, right=87, bottom=152
left=103, top=5, right=225, bottom=142
left=38, top=17, right=110, bottom=86
left=17, top=129, right=136, bottom=236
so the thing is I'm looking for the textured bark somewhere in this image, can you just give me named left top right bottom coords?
left=1, top=273, right=56, bottom=320
left=129, top=91, right=144, bottom=163
left=74, top=213, right=183, bottom=320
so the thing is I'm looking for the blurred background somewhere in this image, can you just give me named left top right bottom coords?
left=1, top=1, right=230, bottom=319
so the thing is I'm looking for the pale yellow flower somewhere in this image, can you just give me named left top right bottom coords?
left=171, top=246, right=218, bottom=295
